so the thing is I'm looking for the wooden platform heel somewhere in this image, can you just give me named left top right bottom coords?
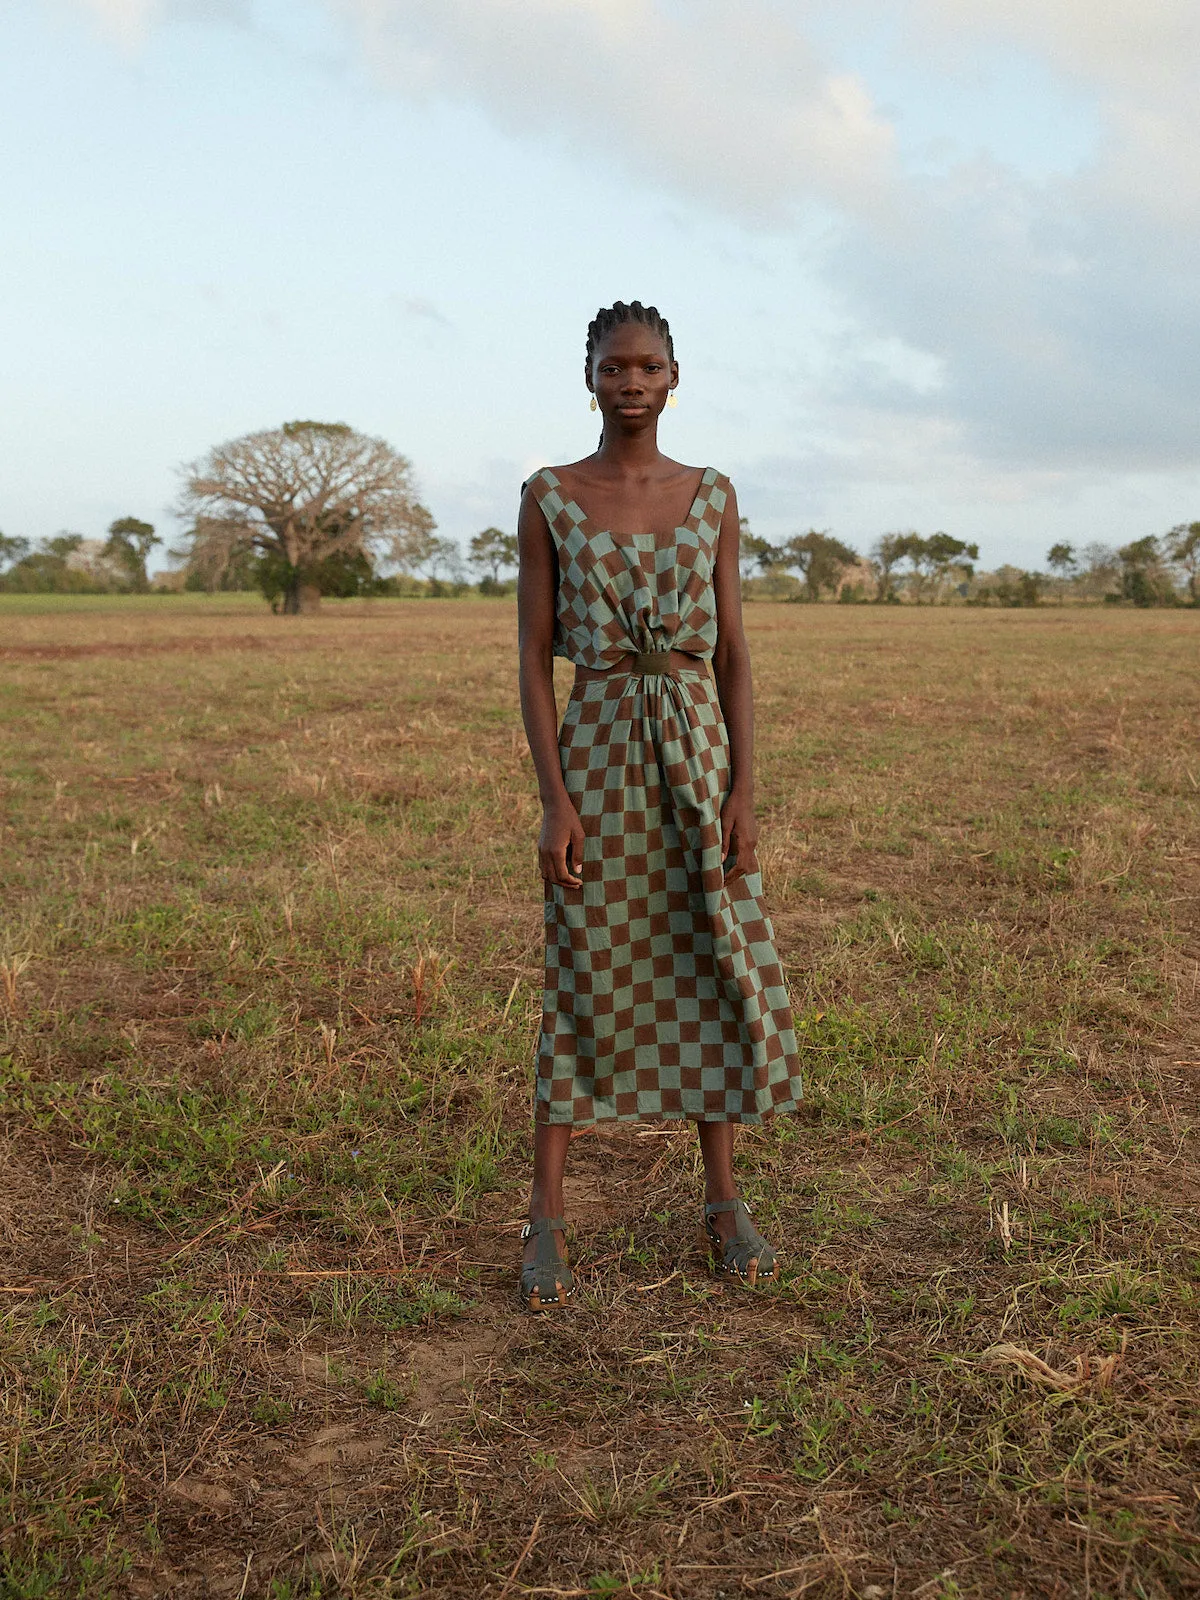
left=703, top=1198, right=779, bottom=1287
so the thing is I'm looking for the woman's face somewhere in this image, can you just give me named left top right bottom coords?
left=587, top=322, right=678, bottom=431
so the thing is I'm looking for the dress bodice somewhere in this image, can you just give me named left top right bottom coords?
left=524, top=466, right=728, bottom=670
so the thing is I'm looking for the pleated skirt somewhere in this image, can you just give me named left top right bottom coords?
left=536, top=668, right=802, bottom=1125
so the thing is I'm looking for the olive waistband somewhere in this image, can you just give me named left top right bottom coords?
left=571, top=649, right=709, bottom=685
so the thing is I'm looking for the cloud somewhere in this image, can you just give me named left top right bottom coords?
left=906, top=0, right=1200, bottom=221
left=73, top=0, right=251, bottom=46
left=331, top=0, right=896, bottom=222
left=912, top=0, right=1200, bottom=97
left=58, top=0, right=1200, bottom=481
left=319, top=0, right=1200, bottom=477
left=75, top=0, right=161, bottom=45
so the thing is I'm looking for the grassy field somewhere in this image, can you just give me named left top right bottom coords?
left=1, top=596, right=1198, bottom=1600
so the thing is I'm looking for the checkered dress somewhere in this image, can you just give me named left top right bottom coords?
left=526, top=467, right=802, bottom=1126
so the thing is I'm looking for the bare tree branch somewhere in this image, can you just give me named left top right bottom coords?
left=177, top=420, right=436, bottom=610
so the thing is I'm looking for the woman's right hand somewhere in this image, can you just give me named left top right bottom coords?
left=539, top=797, right=586, bottom=889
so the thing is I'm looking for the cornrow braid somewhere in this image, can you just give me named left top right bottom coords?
left=586, top=300, right=674, bottom=370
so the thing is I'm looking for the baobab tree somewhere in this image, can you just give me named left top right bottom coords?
left=177, top=420, right=435, bottom=612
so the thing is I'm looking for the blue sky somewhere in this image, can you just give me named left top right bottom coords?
left=3, top=0, right=1199, bottom=571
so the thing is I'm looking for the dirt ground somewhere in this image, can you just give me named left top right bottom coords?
left=1, top=596, right=1198, bottom=1598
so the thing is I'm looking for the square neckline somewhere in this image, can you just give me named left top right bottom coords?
left=540, top=465, right=719, bottom=548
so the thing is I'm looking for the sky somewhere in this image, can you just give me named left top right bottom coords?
left=3, top=0, right=1200, bottom=572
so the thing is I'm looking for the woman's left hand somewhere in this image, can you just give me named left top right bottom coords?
left=720, top=787, right=760, bottom=880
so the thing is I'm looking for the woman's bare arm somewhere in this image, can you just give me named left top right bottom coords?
left=516, top=487, right=585, bottom=889
left=710, top=482, right=760, bottom=877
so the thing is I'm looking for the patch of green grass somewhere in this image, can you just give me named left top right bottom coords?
left=3, top=603, right=1198, bottom=1599
left=307, top=1276, right=470, bottom=1330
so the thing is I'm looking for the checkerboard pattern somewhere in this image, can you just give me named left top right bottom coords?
left=524, top=466, right=724, bottom=669
left=524, top=466, right=801, bottom=1126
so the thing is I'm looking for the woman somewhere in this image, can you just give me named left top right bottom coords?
left=516, top=300, right=802, bottom=1310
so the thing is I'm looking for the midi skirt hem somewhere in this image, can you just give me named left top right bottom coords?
left=533, top=1099, right=803, bottom=1129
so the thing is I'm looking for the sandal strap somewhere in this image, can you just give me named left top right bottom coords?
left=521, top=1216, right=566, bottom=1240
left=704, top=1197, right=775, bottom=1279
left=520, top=1215, right=574, bottom=1307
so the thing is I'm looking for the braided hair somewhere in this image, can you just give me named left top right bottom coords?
left=586, top=300, right=674, bottom=373
left=586, top=302, right=675, bottom=447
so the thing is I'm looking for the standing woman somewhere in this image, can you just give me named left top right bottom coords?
left=517, top=301, right=802, bottom=1310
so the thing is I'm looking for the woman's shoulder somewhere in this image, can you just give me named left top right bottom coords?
left=660, top=456, right=726, bottom=486
left=521, top=459, right=586, bottom=497
left=519, top=468, right=559, bottom=517
left=519, top=466, right=577, bottom=528
left=684, top=462, right=734, bottom=497
left=529, top=456, right=597, bottom=491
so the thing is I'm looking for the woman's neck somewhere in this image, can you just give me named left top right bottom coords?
left=595, top=429, right=665, bottom=476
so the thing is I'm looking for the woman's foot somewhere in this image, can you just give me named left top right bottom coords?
left=703, top=1197, right=778, bottom=1285
left=520, top=1215, right=573, bottom=1311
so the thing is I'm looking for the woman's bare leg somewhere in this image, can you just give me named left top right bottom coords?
left=697, top=1121, right=740, bottom=1244
left=524, top=1121, right=572, bottom=1265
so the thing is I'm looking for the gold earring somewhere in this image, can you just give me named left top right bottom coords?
left=667, top=391, right=678, bottom=408
left=589, top=395, right=598, bottom=412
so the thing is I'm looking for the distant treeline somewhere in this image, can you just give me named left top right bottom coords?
left=737, top=525, right=1200, bottom=607
left=6, top=417, right=1195, bottom=611
left=5, top=511, right=1197, bottom=610
left=0, top=522, right=161, bottom=596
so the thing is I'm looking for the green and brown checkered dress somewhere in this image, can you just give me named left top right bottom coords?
left=526, top=467, right=801, bottom=1126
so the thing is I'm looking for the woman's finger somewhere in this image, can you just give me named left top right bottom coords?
left=553, top=846, right=582, bottom=889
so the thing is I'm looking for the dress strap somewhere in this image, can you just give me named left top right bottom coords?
left=695, top=468, right=729, bottom=528
left=524, top=468, right=566, bottom=499
left=522, top=469, right=582, bottom=545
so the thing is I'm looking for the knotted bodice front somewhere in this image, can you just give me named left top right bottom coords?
left=524, top=467, right=728, bottom=670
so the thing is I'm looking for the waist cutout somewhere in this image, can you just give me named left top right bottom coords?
left=573, top=648, right=708, bottom=685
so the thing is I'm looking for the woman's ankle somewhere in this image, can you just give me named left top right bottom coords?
left=703, top=1180, right=738, bottom=1204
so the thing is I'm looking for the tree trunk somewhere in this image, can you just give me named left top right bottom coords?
left=298, top=583, right=322, bottom=612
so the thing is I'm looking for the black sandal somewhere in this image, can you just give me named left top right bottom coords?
left=520, top=1216, right=574, bottom=1311
left=703, top=1198, right=778, bottom=1286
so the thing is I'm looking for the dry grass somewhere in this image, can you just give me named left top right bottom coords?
left=1, top=594, right=1198, bottom=1599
